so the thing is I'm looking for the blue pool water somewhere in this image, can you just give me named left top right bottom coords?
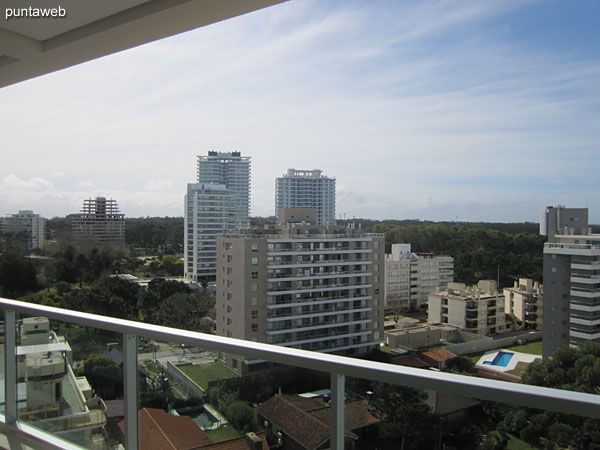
left=483, top=351, right=514, bottom=367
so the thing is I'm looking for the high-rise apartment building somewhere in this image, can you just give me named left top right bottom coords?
left=197, top=151, right=250, bottom=229
left=385, top=244, right=454, bottom=312
left=0, top=210, right=46, bottom=250
left=541, top=205, right=600, bottom=357
left=504, top=278, right=543, bottom=331
left=185, top=152, right=251, bottom=281
left=216, top=208, right=384, bottom=374
left=428, top=280, right=506, bottom=336
left=71, top=197, right=125, bottom=252
left=275, top=169, right=335, bottom=225
left=184, top=183, right=237, bottom=281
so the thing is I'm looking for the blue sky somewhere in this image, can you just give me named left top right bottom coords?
left=1, top=0, right=599, bottom=222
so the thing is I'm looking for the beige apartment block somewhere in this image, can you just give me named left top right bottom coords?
left=428, top=280, right=506, bottom=336
left=504, top=278, right=543, bottom=331
left=216, top=208, right=385, bottom=374
left=385, top=244, right=453, bottom=312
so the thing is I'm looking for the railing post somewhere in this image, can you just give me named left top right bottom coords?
left=330, top=372, right=345, bottom=450
left=123, top=334, right=138, bottom=450
left=4, top=309, right=17, bottom=425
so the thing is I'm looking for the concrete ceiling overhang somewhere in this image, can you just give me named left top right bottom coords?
left=0, top=0, right=286, bottom=88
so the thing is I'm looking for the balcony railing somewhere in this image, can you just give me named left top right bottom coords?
left=1, top=297, right=600, bottom=450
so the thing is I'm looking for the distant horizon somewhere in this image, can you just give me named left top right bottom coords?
left=2, top=1, right=599, bottom=223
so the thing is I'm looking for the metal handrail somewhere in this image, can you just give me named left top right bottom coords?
left=2, top=297, right=600, bottom=450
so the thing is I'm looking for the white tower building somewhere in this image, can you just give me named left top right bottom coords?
left=275, top=169, right=336, bottom=226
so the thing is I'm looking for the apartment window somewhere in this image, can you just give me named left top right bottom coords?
left=251, top=297, right=257, bottom=305
left=252, top=271, right=258, bottom=279
left=251, top=310, right=258, bottom=319
left=374, top=321, right=379, bottom=328
left=227, top=305, right=231, bottom=313
left=225, top=242, right=232, bottom=250
left=227, top=280, right=232, bottom=287
left=251, top=283, right=258, bottom=292
left=252, top=324, right=258, bottom=332
left=251, top=257, right=258, bottom=265
left=251, top=243, right=259, bottom=252
left=374, top=298, right=379, bottom=306
left=227, top=267, right=232, bottom=274
left=227, top=293, right=232, bottom=300
left=374, top=241, right=379, bottom=249
left=374, top=263, right=379, bottom=272
left=227, top=255, right=232, bottom=263
left=374, top=288, right=379, bottom=294
left=374, top=276, right=379, bottom=283
left=227, top=318, right=232, bottom=325
left=374, top=331, right=380, bottom=340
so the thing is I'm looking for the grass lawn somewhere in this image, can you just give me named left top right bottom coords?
left=178, top=362, right=238, bottom=389
left=507, top=433, right=539, bottom=450
left=503, top=340, right=542, bottom=355
left=507, top=362, right=530, bottom=377
left=205, top=424, right=242, bottom=442
left=380, top=346, right=394, bottom=354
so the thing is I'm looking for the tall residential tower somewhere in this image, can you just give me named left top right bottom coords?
left=541, top=206, right=600, bottom=357
left=275, top=169, right=335, bottom=226
left=197, top=151, right=250, bottom=229
left=185, top=151, right=251, bottom=281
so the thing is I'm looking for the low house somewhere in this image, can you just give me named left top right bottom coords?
left=257, top=394, right=379, bottom=450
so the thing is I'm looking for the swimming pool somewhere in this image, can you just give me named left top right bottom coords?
left=483, top=351, right=514, bottom=367
left=179, top=405, right=220, bottom=429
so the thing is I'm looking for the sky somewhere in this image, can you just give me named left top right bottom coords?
left=1, top=0, right=599, bottom=222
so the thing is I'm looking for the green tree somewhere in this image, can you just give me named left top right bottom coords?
left=0, top=250, right=38, bottom=297
left=224, top=400, right=258, bottom=433
left=370, top=382, right=440, bottom=450
left=81, top=354, right=122, bottom=399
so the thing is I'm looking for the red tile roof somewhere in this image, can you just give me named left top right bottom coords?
left=421, top=348, right=457, bottom=363
left=258, top=395, right=380, bottom=450
left=119, top=408, right=212, bottom=450
left=201, top=432, right=269, bottom=450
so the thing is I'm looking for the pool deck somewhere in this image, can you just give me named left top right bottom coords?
left=203, top=404, right=229, bottom=430
left=475, top=350, right=541, bottom=373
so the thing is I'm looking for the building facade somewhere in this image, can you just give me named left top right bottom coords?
left=184, top=183, right=237, bottom=281
left=541, top=205, right=600, bottom=357
left=504, top=278, right=543, bottom=331
left=0, top=210, right=45, bottom=250
left=71, top=197, right=125, bottom=252
left=428, top=280, right=506, bottom=336
left=197, top=151, right=250, bottom=229
left=385, top=243, right=454, bottom=312
left=216, top=208, right=384, bottom=374
left=275, top=169, right=335, bottom=225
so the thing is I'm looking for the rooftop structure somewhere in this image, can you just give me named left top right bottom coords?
left=216, top=208, right=385, bottom=374
left=71, top=197, right=125, bottom=252
left=541, top=205, right=600, bottom=357
left=385, top=243, right=454, bottom=312
left=427, top=280, right=506, bottom=336
left=7, top=317, right=107, bottom=448
left=276, top=169, right=336, bottom=226
left=0, top=210, right=45, bottom=250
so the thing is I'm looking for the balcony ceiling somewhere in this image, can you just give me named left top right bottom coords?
left=0, top=0, right=286, bottom=88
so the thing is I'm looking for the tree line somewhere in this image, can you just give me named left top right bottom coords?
left=367, top=222, right=545, bottom=286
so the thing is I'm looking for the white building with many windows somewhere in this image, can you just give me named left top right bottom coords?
left=385, top=244, right=454, bottom=312
left=197, top=151, right=250, bottom=229
left=0, top=210, right=45, bottom=250
left=184, top=183, right=237, bottom=281
left=275, top=169, right=335, bottom=225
